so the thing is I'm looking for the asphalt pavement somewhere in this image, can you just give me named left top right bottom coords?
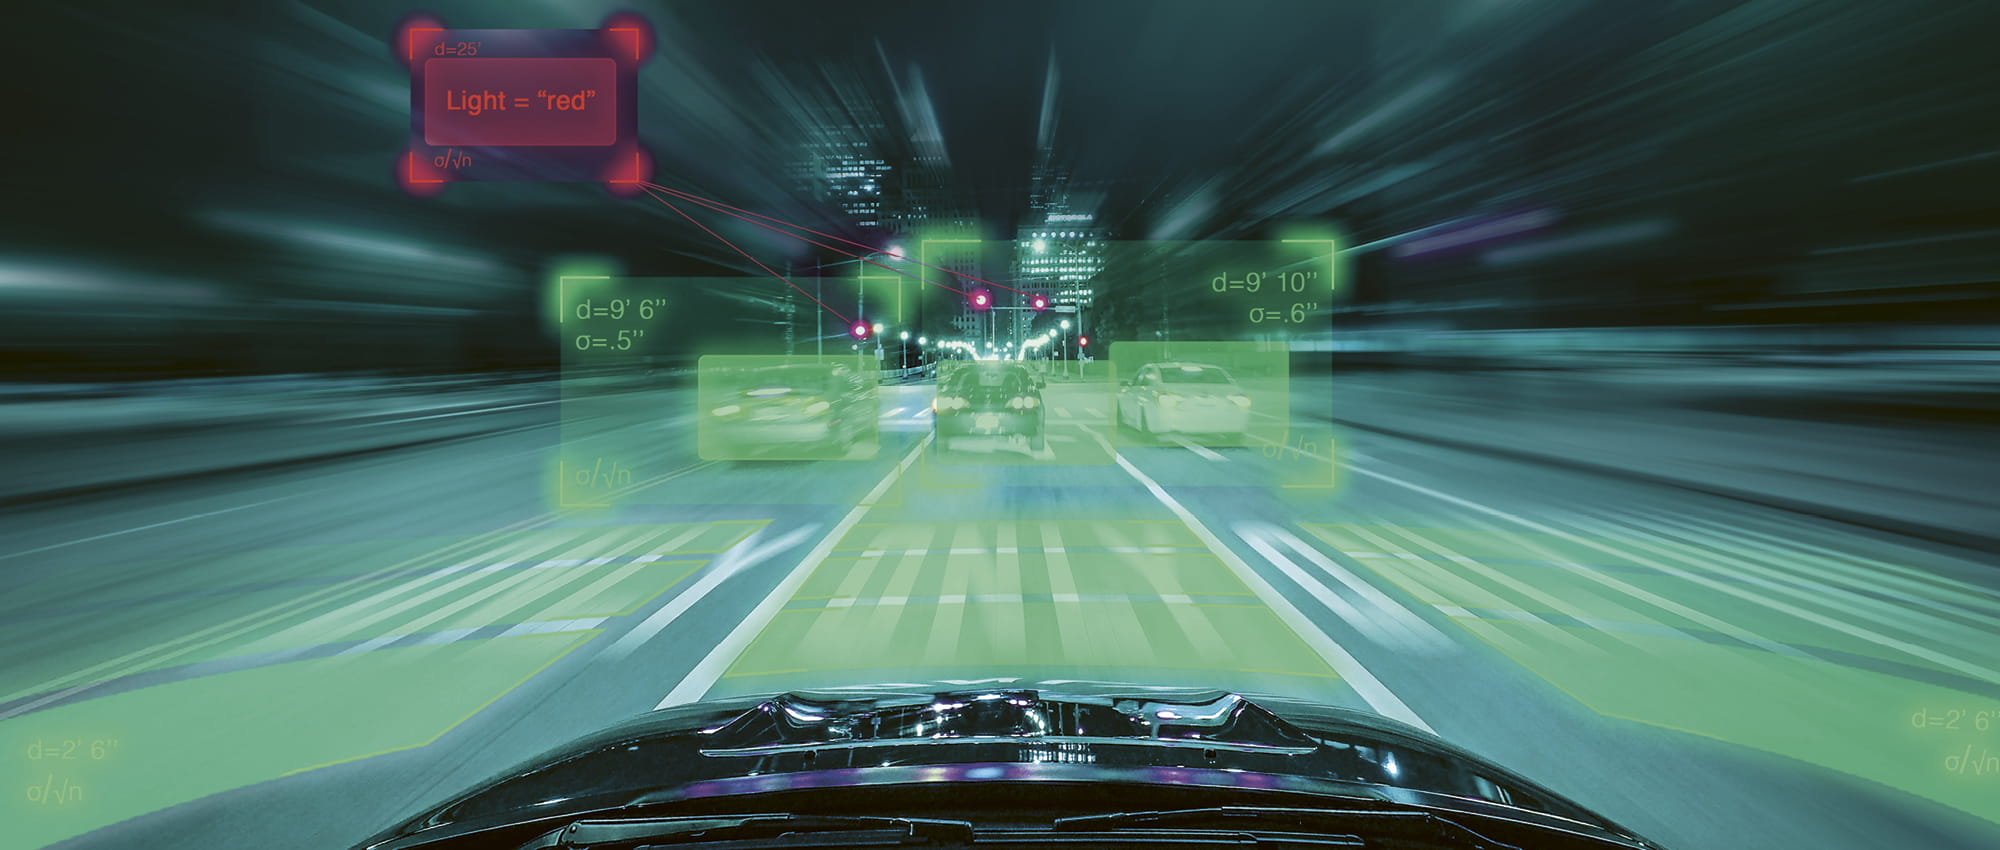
left=3, top=373, right=1998, bottom=850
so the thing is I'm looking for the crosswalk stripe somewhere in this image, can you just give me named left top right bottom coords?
left=1357, top=524, right=1616, bottom=655
left=1547, top=511, right=2000, bottom=682
left=252, top=532, right=577, bottom=653
left=1672, top=512, right=2000, bottom=616
left=1040, top=522, right=1095, bottom=662
left=1352, top=468, right=1824, bottom=660
left=533, top=526, right=712, bottom=620
left=1579, top=508, right=2000, bottom=669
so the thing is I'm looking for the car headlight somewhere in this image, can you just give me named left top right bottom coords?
left=712, top=404, right=742, bottom=417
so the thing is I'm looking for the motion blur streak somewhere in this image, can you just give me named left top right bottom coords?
left=2, top=2, right=1997, bottom=850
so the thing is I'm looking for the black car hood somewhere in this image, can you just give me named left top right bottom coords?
left=357, top=680, right=1662, bottom=849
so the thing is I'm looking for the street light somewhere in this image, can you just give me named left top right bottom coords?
left=899, top=330, right=910, bottom=341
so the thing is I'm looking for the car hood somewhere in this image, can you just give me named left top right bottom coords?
left=357, top=680, right=1661, bottom=849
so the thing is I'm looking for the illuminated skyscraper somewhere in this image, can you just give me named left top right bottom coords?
left=1011, top=56, right=1106, bottom=343
left=803, top=139, right=892, bottom=230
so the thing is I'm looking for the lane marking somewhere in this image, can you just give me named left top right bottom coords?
left=1595, top=506, right=2000, bottom=637
left=882, top=407, right=906, bottom=418
left=1347, top=463, right=1998, bottom=678
left=1567, top=509, right=2000, bottom=678
left=650, top=437, right=930, bottom=708
left=1169, top=435, right=1228, bottom=462
left=1092, top=430, right=1430, bottom=731
left=1233, top=521, right=1456, bottom=656
left=0, top=494, right=305, bottom=563
left=0, top=459, right=707, bottom=712
left=606, top=523, right=825, bottom=661
left=1667, top=511, right=2000, bottom=619
left=1444, top=511, right=1810, bottom=659
left=360, top=398, right=558, bottom=426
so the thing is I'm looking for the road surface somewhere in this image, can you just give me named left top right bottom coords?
left=3, top=374, right=1998, bottom=850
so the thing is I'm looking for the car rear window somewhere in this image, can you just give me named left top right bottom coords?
left=1161, top=366, right=1232, bottom=384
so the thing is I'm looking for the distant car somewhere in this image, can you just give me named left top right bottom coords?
left=933, top=363, right=1046, bottom=453
left=1117, top=362, right=1252, bottom=436
left=706, top=362, right=873, bottom=457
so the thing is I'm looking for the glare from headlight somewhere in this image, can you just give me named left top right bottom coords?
left=804, top=401, right=831, bottom=415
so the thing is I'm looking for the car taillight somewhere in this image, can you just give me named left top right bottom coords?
left=932, top=396, right=968, bottom=412
left=1006, top=396, right=1039, bottom=410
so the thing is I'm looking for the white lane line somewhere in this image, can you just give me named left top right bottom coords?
left=533, top=527, right=712, bottom=621
left=0, top=494, right=305, bottom=562
left=1569, top=509, right=2000, bottom=678
left=0, top=513, right=565, bottom=716
left=1349, top=464, right=2000, bottom=679
left=499, top=617, right=607, bottom=638
left=257, top=532, right=573, bottom=652
left=1085, top=407, right=1104, bottom=418
left=826, top=545, right=1195, bottom=558
left=651, top=437, right=930, bottom=708
left=1055, top=407, right=1072, bottom=418
left=1672, top=512, right=2000, bottom=615
left=1091, top=431, right=1430, bottom=732
left=1449, top=511, right=1808, bottom=659
left=607, top=523, right=827, bottom=662
left=882, top=407, right=907, bottom=418
left=1354, top=524, right=1608, bottom=655
left=1596, top=506, right=2000, bottom=634
left=1233, top=521, right=1457, bottom=656
left=1169, top=436, right=1228, bottom=462
left=361, top=398, right=559, bottom=426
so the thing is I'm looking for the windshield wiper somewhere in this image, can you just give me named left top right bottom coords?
left=519, top=814, right=975, bottom=849
left=1054, top=806, right=1522, bottom=850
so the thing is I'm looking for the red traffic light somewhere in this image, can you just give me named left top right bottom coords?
left=850, top=321, right=871, bottom=340
left=969, top=291, right=991, bottom=311
left=1077, top=335, right=1089, bottom=347
left=1030, top=295, right=1049, bottom=312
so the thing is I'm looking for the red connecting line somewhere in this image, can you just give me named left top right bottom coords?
left=643, top=182, right=1028, bottom=296
left=639, top=186, right=850, bottom=325
left=644, top=185, right=966, bottom=297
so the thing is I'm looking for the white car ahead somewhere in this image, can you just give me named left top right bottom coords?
left=1117, top=362, right=1253, bottom=436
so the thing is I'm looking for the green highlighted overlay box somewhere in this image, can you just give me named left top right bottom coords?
left=698, top=355, right=880, bottom=461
